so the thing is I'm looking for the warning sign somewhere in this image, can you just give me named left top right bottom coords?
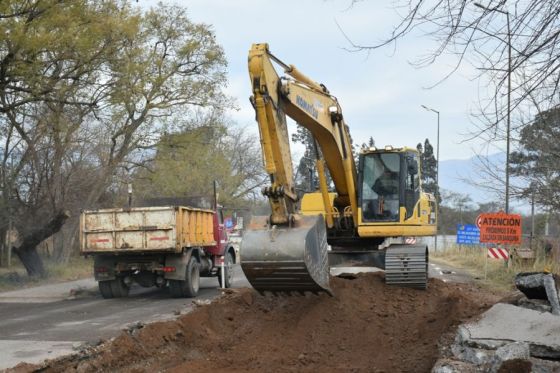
left=476, top=212, right=522, bottom=245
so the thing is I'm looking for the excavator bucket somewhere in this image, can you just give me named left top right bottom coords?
left=240, top=215, right=332, bottom=295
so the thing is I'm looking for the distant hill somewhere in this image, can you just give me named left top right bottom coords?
left=438, top=153, right=503, bottom=204
left=438, top=152, right=528, bottom=212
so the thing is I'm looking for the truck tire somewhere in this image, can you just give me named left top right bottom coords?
left=169, top=256, right=200, bottom=298
left=218, top=251, right=234, bottom=288
left=110, top=277, right=130, bottom=298
left=99, top=280, right=114, bottom=299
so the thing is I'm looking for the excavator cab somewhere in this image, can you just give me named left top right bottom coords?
left=359, top=148, right=421, bottom=223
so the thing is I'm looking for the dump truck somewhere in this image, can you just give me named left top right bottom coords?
left=80, top=205, right=236, bottom=299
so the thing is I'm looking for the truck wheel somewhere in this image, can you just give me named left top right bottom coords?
left=110, top=277, right=130, bottom=298
left=169, top=257, right=200, bottom=298
left=99, top=280, right=114, bottom=299
left=218, top=251, right=234, bottom=288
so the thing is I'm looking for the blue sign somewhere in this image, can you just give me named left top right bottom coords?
left=224, top=217, right=234, bottom=229
left=456, top=224, right=480, bottom=245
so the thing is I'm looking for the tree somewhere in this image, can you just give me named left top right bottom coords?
left=361, top=136, right=375, bottom=149
left=0, top=1, right=231, bottom=275
left=438, top=189, right=476, bottom=233
left=59, top=3, right=230, bottom=263
left=416, top=139, right=439, bottom=202
left=510, top=106, right=560, bottom=210
left=0, top=0, right=138, bottom=276
left=291, top=126, right=336, bottom=193
left=134, top=114, right=265, bottom=209
left=292, top=126, right=317, bottom=193
left=345, top=1, right=560, bottom=143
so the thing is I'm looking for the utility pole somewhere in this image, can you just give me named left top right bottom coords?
left=474, top=2, right=511, bottom=213
left=421, top=105, right=440, bottom=252
left=530, top=185, right=535, bottom=250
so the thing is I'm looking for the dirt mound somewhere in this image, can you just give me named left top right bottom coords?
left=13, top=273, right=499, bottom=373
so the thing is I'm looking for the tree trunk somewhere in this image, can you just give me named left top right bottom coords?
left=57, top=218, right=79, bottom=264
left=15, top=247, right=46, bottom=277
left=14, top=210, right=70, bottom=277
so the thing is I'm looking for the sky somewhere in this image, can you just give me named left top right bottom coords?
left=138, top=0, right=503, bottom=162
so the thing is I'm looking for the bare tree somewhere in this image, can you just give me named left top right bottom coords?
left=343, top=0, right=560, bottom=205
left=346, top=1, right=560, bottom=124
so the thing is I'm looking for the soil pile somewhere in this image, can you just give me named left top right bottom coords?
left=13, top=273, right=499, bottom=373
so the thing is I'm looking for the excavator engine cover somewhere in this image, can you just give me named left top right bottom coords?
left=241, top=215, right=332, bottom=295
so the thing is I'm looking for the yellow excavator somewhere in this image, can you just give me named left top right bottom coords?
left=241, top=43, right=437, bottom=294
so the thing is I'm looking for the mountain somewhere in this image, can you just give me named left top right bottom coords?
left=438, top=153, right=504, bottom=204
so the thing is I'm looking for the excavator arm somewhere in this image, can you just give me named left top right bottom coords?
left=248, top=43, right=358, bottom=228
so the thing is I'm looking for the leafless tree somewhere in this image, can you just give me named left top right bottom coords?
left=344, top=0, right=560, bottom=202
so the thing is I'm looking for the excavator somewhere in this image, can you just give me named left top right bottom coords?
left=241, top=43, right=437, bottom=294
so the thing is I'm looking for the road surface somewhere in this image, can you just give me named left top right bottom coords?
left=0, top=265, right=250, bottom=370
left=0, top=260, right=472, bottom=370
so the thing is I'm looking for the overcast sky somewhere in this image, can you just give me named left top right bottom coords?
left=139, top=0, right=504, bottom=161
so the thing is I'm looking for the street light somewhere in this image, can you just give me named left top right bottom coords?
left=421, top=104, right=440, bottom=252
left=474, top=2, right=511, bottom=214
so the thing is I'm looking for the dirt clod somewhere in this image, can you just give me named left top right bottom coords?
left=17, top=272, right=499, bottom=373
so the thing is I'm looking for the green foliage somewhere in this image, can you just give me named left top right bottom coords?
left=0, top=1, right=232, bottom=271
left=291, top=126, right=334, bottom=194
left=134, top=118, right=264, bottom=209
left=292, top=126, right=316, bottom=193
left=0, top=0, right=136, bottom=111
left=416, top=139, right=440, bottom=202
left=510, top=106, right=560, bottom=210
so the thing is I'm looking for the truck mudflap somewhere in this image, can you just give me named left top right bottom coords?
left=93, top=255, right=116, bottom=281
left=385, top=244, right=428, bottom=289
left=241, top=215, right=332, bottom=295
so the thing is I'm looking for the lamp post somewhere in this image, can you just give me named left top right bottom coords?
left=474, top=2, right=511, bottom=213
left=421, top=105, right=440, bottom=252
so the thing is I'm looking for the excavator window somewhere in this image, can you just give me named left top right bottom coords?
left=404, top=153, right=420, bottom=219
left=361, top=152, right=400, bottom=222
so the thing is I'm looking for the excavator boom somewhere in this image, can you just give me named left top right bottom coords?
left=242, top=43, right=355, bottom=294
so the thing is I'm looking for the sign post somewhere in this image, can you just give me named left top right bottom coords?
left=485, top=252, right=488, bottom=280
left=220, top=256, right=225, bottom=289
left=477, top=212, right=522, bottom=269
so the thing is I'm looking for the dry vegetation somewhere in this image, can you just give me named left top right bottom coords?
left=0, top=256, right=92, bottom=292
left=432, top=244, right=559, bottom=292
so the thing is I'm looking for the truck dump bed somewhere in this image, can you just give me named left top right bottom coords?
left=80, top=206, right=216, bottom=254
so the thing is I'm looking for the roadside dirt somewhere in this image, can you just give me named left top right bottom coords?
left=10, top=272, right=501, bottom=373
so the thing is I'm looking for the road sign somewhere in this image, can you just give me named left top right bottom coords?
left=476, top=212, right=522, bottom=245
left=456, top=224, right=480, bottom=245
left=487, top=247, right=509, bottom=260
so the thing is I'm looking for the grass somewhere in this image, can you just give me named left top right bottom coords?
left=432, top=244, right=560, bottom=292
left=0, top=256, right=93, bottom=292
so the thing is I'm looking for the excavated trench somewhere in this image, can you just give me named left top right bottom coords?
left=12, top=272, right=500, bottom=373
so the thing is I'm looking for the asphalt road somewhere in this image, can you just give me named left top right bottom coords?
left=0, top=259, right=473, bottom=370
left=0, top=265, right=250, bottom=370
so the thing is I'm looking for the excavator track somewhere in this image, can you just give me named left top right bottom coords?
left=240, top=215, right=332, bottom=295
left=385, top=244, right=428, bottom=289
